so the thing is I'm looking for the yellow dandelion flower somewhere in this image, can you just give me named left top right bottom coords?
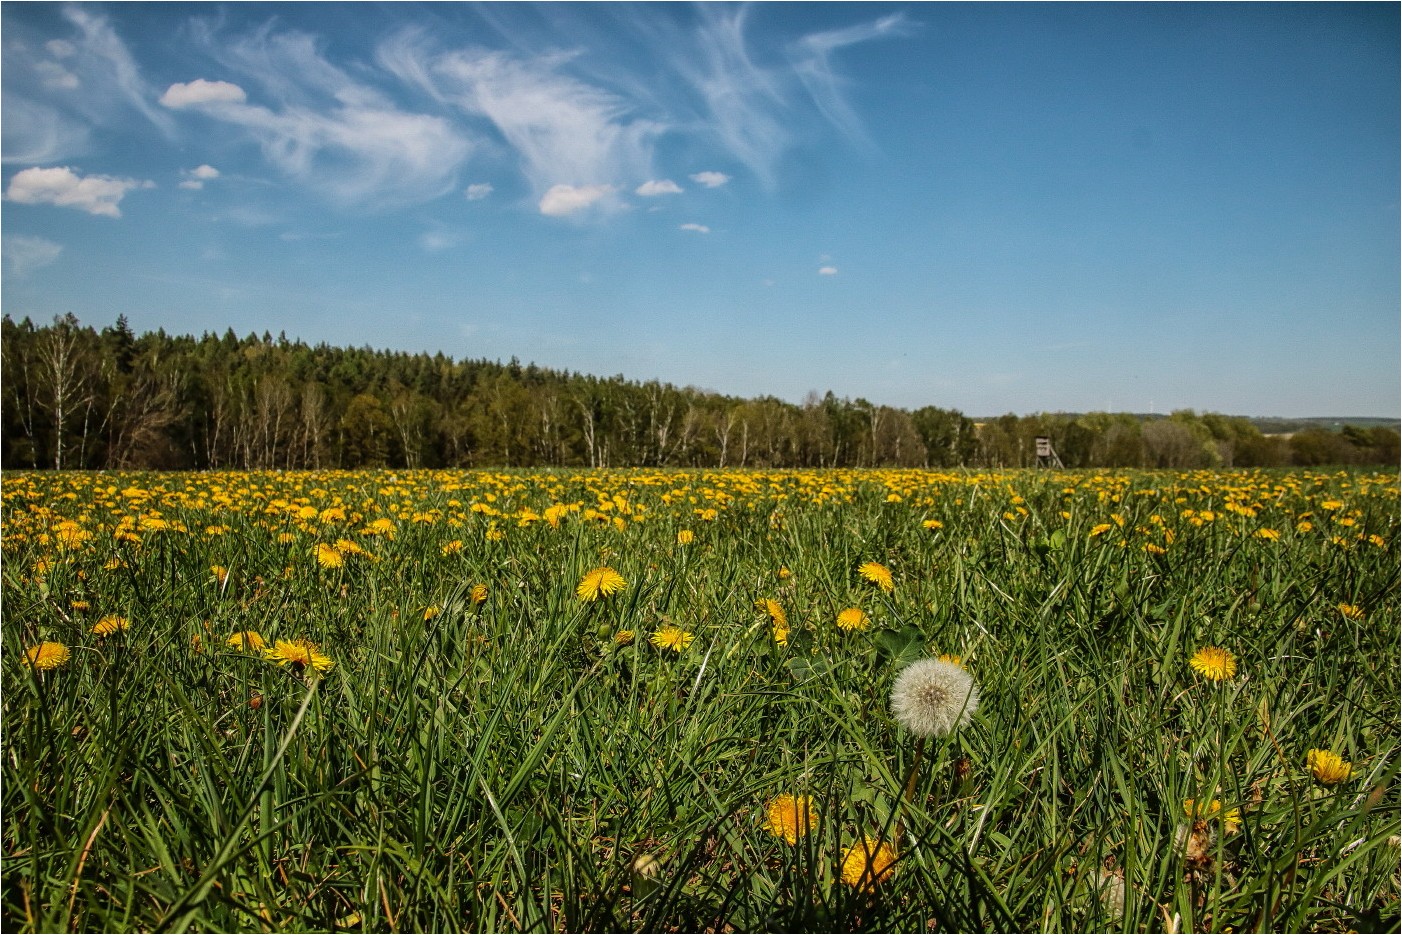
left=315, top=543, right=344, bottom=569
left=471, top=583, right=489, bottom=605
left=858, top=561, right=894, bottom=592
left=756, top=598, right=787, bottom=629
left=23, top=641, right=70, bottom=670
left=778, top=566, right=792, bottom=580
left=70, top=600, right=90, bottom=612
left=485, top=525, right=505, bottom=542
left=772, top=625, right=789, bottom=646
left=1189, top=646, right=1236, bottom=681
left=763, top=794, right=818, bottom=845
left=937, top=653, right=964, bottom=668
left=836, top=607, right=871, bottom=632
left=211, top=565, right=229, bottom=586
left=1090, top=523, right=1113, bottom=538
left=1183, top=798, right=1242, bottom=832
left=676, top=529, right=694, bottom=545
left=922, top=519, right=943, bottom=530
left=1254, top=528, right=1281, bottom=541
left=840, top=837, right=897, bottom=889
left=227, top=630, right=267, bottom=651
left=1320, top=499, right=1343, bottom=510
left=577, top=566, right=627, bottom=602
left=265, top=638, right=334, bottom=673
left=1337, top=603, right=1365, bottom=620
left=649, top=625, right=694, bottom=652
left=423, top=605, right=441, bottom=621
left=91, top=615, right=130, bottom=637
left=441, top=539, right=464, bottom=556
left=614, top=630, right=635, bottom=646
left=1367, top=534, right=1386, bottom=548
left=1306, top=748, right=1353, bottom=785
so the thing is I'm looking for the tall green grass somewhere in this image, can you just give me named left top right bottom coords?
left=3, top=467, right=1397, bottom=932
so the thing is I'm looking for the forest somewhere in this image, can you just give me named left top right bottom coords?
left=3, top=313, right=1397, bottom=472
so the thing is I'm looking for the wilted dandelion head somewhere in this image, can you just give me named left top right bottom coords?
left=836, top=607, right=870, bottom=632
left=890, top=657, right=979, bottom=737
left=763, top=794, right=817, bottom=845
left=1183, top=798, right=1241, bottom=833
left=840, top=836, right=897, bottom=889
left=1189, top=646, right=1236, bottom=681
left=577, top=566, right=626, bottom=602
left=91, top=615, right=130, bottom=637
left=1306, top=748, right=1353, bottom=785
left=23, top=641, right=70, bottom=670
left=614, top=629, right=635, bottom=646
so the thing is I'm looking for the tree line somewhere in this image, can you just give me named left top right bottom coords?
left=2, top=314, right=1396, bottom=472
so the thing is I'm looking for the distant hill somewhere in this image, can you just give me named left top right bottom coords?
left=1246, top=416, right=1401, bottom=435
left=974, top=414, right=1401, bottom=436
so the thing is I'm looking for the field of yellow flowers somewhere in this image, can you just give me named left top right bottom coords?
left=3, top=467, right=1398, bottom=932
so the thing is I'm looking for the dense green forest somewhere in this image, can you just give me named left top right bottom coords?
left=3, top=314, right=1397, bottom=471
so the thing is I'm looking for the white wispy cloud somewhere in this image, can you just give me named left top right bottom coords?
left=636, top=178, right=682, bottom=196
left=786, top=13, right=913, bottom=150
left=465, top=182, right=494, bottom=200
left=689, top=170, right=730, bottom=188
left=166, top=28, right=472, bottom=210
left=61, top=6, right=175, bottom=135
left=539, top=183, right=614, bottom=217
left=378, top=30, right=662, bottom=200
left=5, top=165, right=150, bottom=217
left=679, top=223, right=710, bottom=233
left=2, top=234, right=63, bottom=276
left=2, top=7, right=174, bottom=163
left=818, top=265, right=838, bottom=276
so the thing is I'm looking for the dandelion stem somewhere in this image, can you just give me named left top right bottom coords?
left=896, top=735, right=926, bottom=845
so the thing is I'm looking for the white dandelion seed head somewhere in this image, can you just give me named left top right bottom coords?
left=890, top=657, right=979, bottom=737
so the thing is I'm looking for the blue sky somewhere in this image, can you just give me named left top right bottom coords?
left=3, top=2, right=1397, bottom=417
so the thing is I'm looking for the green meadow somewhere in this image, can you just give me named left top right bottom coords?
left=3, top=467, right=1398, bottom=933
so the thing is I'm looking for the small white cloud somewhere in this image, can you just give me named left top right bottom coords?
left=818, top=265, right=838, bottom=276
left=679, top=223, right=710, bottom=234
left=179, top=164, right=221, bottom=190
left=538, top=183, right=613, bottom=217
left=690, top=171, right=731, bottom=188
left=3, top=235, right=63, bottom=276
left=5, top=165, right=147, bottom=217
left=35, top=61, right=80, bottom=91
left=45, top=39, right=76, bottom=59
left=160, top=79, right=248, bottom=109
left=636, top=179, right=682, bottom=196
left=419, top=230, right=454, bottom=251
left=465, top=182, right=494, bottom=200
